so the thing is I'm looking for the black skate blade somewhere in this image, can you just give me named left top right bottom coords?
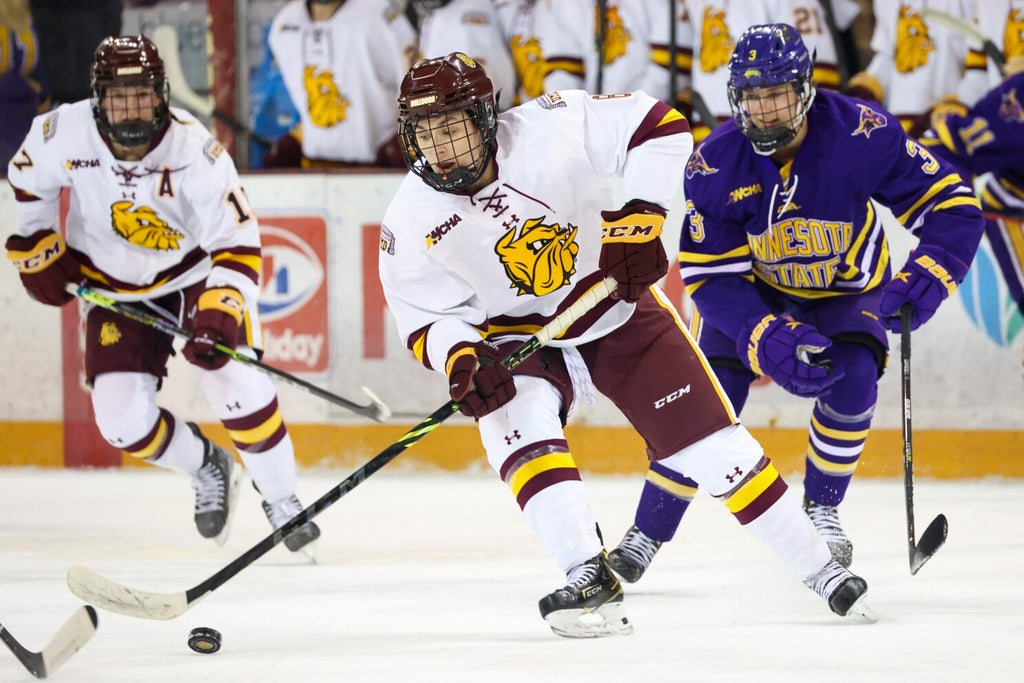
left=910, top=514, right=948, bottom=575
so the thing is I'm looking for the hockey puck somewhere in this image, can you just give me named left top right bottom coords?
left=187, top=627, right=222, bottom=654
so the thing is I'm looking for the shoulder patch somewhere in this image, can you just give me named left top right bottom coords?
left=999, top=88, right=1024, bottom=123
left=852, top=104, right=887, bottom=139
left=685, top=146, right=718, bottom=179
left=42, top=112, right=58, bottom=143
left=202, top=138, right=225, bottom=164
left=537, top=91, right=566, bottom=110
left=380, top=224, right=396, bottom=255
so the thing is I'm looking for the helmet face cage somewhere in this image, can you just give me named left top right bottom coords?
left=397, top=53, right=497, bottom=193
left=727, top=24, right=815, bottom=155
left=90, top=35, right=170, bottom=148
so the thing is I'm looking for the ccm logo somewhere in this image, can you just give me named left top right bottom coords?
left=654, top=385, right=691, bottom=408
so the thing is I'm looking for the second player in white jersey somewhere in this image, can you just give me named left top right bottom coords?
left=267, top=0, right=415, bottom=165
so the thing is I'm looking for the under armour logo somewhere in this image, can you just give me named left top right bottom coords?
left=725, top=466, right=743, bottom=483
left=225, top=401, right=242, bottom=411
left=504, top=430, right=521, bottom=445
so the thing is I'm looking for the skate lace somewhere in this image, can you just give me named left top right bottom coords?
left=191, top=456, right=227, bottom=514
left=804, top=502, right=848, bottom=543
left=565, top=560, right=601, bottom=592
left=262, top=495, right=302, bottom=529
left=804, top=559, right=852, bottom=600
left=616, top=526, right=661, bottom=567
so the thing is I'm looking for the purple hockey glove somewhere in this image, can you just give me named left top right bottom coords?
left=740, top=314, right=845, bottom=398
left=446, top=340, right=516, bottom=418
left=878, top=246, right=969, bottom=332
left=599, top=200, right=669, bottom=302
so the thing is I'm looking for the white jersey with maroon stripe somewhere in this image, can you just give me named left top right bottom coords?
left=415, top=0, right=516, bottom=112
left=864, top=0, right=972, bottom=118
left=7, top=101, right=261, bottom=306
left=267, top=0, right=415, bottom=164
left=378, top=89, right=691, bottom=373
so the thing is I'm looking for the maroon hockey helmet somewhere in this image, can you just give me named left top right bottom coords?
left=397, top=52, right=498, bottom=192
left=90, top=35, right=171, bottom=148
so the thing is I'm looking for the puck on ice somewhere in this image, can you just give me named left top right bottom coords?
left=187, top=627, right=222, bottom=654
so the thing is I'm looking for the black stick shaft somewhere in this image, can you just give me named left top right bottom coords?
left=900, top=304, right=917, bottom=566
left=66, top=284, right=388, bottom=421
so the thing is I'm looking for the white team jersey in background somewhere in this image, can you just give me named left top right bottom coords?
left=268, top=0, right=415, bottom=163
left=378, top=89, right=691, bottom=372
left=415, top=0, right=517, bottom=112
left=7, top=101, right=261, bottom=305
left=866, top=0, right=972, bottom=117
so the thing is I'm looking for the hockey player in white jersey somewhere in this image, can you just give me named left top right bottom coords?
left=264, top=0, right=415, bottom=168
left=409, top=0, right=516, bottom=112
left=5, top=35, right=320, bottom=553
left=378, top=52, right=873, bottom=637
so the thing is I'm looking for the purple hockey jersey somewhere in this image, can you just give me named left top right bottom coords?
left=678, top=89, right=984, bottom=340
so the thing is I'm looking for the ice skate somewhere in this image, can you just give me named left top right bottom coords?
left=262, top=494, right=321, bottom=560
left=538, top=552, right=633, bottom=638
left=607, top=525, right=662, bottom=583
left=804, top=497, right=853, bottom=567
left=187, top=423, right=242, bottom=546
left=804, top=558, right=876, bottom=622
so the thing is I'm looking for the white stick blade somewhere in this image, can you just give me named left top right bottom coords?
left=67, top=565, right=189, bottom=620
left=40, top=606, right=98, bottom=676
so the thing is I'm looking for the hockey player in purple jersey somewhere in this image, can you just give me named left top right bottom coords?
left=919, top=69, right=1024, bottom=318
left=608, top=23, right=984, bottom=583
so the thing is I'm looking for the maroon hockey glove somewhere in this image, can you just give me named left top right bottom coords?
left=878, top=246, right=969, bottom=333
left=740, top=314, right=845, bottom=398
left=183, top=287, right=245, bottom=370
left=599, top=200, right=669, bottom=303
left=446, top=340, right=516, bottom=419
left=5, top=229, right=81, bottom=306
left=262, top=133, right=303, bottom=168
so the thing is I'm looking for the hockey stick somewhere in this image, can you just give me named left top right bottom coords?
left=150, top=25, right=273, bottom=148
left=67, top=278, right=617, bottom=620
left=0, top=606, right=98, bottom=679
left=65, top=283, right=391, bottom=423
left=919, top=8, right=1006, bottom=77
left=900, top=304, right=948, bottom=575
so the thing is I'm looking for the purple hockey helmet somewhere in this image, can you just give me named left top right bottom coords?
left=727, top=23, right=815, bottom=155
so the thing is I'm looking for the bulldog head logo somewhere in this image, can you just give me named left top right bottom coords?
left=304, top=66, right=350, bottom=127
left=110, top=201, right=183, bottom=251
left=895, top=6, right=935, bottom=73
left=511, top=35, right=548, bottom=99
left=699, top=8, right=734, bottom=73
left=495, top=217, right=579, bottom=296
left=597, top=4, right=633, bottom=65
left=1005, top=9, right=1024, bottom=61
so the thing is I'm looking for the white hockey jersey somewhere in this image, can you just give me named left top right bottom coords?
left=957, top=0, right=1024, bottom=103
left=864, top=0, right=972, bottom=119
left=378, top=90, right=691, bottom=372
left=761, top=0, right=863, bottom=88
left=7, top=102, right=261, bottom=306
left=415, top=0, right=516, bottom=111
left=494, top=0, right=543, bottom=103
left=267, top=0, right=415, bottom=163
